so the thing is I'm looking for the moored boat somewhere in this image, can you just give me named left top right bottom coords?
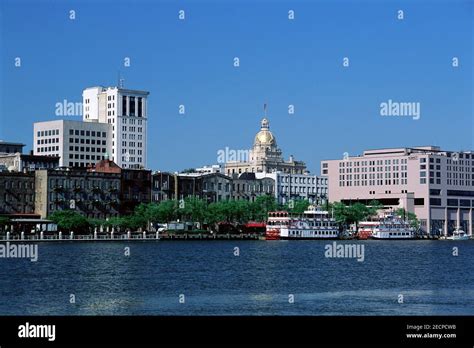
left=445, top=229, right=471, bottom=241
left=266, top=205, right=340, bottom=240
left=357, top=214, right=416, bottom=240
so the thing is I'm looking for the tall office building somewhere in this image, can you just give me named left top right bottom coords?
left=83, top=86, right=149, bottom=169
left=33, top=120, right=112, bottom=168
left=321, top=146, right=474, bottom=236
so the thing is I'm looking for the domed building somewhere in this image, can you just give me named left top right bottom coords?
left=225, top=117, right=306, bottom=176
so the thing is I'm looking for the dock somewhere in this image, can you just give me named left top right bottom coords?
left=0, top=231, right=262, bottom=242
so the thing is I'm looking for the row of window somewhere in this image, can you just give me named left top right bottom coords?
left=68, top=146, right=106, bottom=153
left=50, top=178, right=119, bottom=189
left=68, top=154, right=105, bottom=160
left=339, top=179, right=409, bottom=187
left=340, top=166, right=409, bottom=173
left=69, top=138, right=106, bottom=145
left=340, top=159, right=409, bottom=167
left=38, top=146, right=59, bottom=153
left=37, top=138, right=59, bottom=145
left=37, top=129, right=59, bottom=137
left=69, top=129, right=107, bottom=137
left=68, top=161, right=105, bottom=168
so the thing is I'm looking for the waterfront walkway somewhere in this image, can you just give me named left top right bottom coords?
left=0, top=231, right=262, bottom=242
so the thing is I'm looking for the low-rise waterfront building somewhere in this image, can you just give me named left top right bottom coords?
left=152, top=172, right=177, bottom=203
left=120, top=168, right=152, bottom=215
left=34, top=167, right=121, bottom=219
left=0, top=152, right=59, bottom=172
left=176, top=172, right=233, bottom=203
left=91, top=158, right=152, bottom=215
left=0, top=140, right=25, bottom=154
left=232, top=172, right=275, bottom=201
left=256, top=171, right=328, bottom=205
left=321, top=146, right=474, bottom=236
left=0, top=171, right=35, bottom=216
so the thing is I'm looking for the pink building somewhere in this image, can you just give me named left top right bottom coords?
left=321, top=146, right=474, bottom=236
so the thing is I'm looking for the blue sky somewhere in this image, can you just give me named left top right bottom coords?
left=0, top=0, right=472, bottom=174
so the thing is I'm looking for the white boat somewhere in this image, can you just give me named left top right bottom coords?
left=445, top=229, right=471, bottom=241
left=362, top=214, right=416, bottom=240
left=266, top=205, right=339, bottom=240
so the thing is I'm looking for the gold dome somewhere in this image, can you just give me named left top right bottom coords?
left=255, top=130, right=275, bottom=145
left=254, top=118, right=276, bottom=145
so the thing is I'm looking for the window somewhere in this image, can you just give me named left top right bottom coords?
left=130, top=96, right=135, bottom=116
left=138, top=97, right=143, bottom=117
left=122, top=96, right=127, bottom=116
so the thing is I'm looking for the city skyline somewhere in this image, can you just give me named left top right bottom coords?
left=0, top=0, right=472, bottom=174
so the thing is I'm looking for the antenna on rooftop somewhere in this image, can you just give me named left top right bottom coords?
left=117, top=71, right=124, bottom=88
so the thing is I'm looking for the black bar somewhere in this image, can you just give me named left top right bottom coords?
left=0, top=316, right=473, bottom=346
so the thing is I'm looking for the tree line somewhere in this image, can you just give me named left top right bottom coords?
left=42, top=197, right=418, bottom=232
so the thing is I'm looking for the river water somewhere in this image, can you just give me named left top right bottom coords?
left=0, top=240, right=472, bottom=315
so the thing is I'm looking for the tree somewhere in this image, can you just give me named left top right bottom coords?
left=49, top=210, right=89, bottom=233
left=332, top=202, right=349, bottom=226
left=0, top=216, right=10, bottom=232
left=88, top=218, right=107, bottom=231
left=346, top=203, right=370, bottom=230
left=395, top=208, right=419, bottom=229
left=288, top=199, right=310, bottom=214
left=179, top=197, right=207, bottom=226
left=251, top=195, right=277, bottom=221
left=367, top=200, right=383, bottom=218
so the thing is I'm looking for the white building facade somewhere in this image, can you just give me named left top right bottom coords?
left=83, top=86, right=149, bottom=169
left=256, top=172, right=328, bottom=205
left=33, top=120, right=112, bottom=168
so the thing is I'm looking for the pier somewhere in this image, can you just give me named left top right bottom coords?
left=0, top=231, right=262, bottom=242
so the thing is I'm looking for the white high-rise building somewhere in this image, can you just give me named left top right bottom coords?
left=83, top=86, right=149, bottom=169
left=33, top=120, right=112, bottom=168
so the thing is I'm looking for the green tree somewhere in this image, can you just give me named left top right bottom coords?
left=147, top=200, right=178, bottom=223
left=332, top=202, right=349, bottom=226
left=49, top=210, right=90, bottom=232
left=251, top=195, right=277, bottom=221
left=287, top=199, right=310, bottom=214
left=179, top=197, right=207, bottom=226
left=0, top=216, right=10, bottom=232
left=395, top=208, right=419, bottom=229
left=346, top=203, right=370, bottom=230
left=367, top=200, right=383, bottom=217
